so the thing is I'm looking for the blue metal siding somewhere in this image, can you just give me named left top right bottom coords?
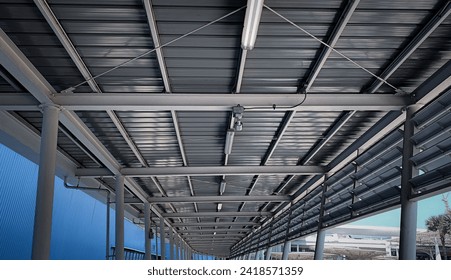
left=0, top=144, right=146, bottom=259
left=0, top=144, right=38, bottom=259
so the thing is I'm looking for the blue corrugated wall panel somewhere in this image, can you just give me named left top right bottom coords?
left=0, top=144, right=38, bottom=259
left=0, top=144, right=146, bottom=259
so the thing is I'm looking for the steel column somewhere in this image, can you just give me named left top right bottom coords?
left=31, top=104, right=60, bottom=260
left=160, top=218, right=166, bottom=260
left=282, top=241, right=291, bottom=260
left=399, top=106, right=418, bottom=260
left=314, top=230, right=326, bottom=260
left=169, top=229, right=174, bottom=260
left=106, top=192, right=111, bottom=260
left=144, top=202, right=151, bottom=260
left=115, top=175, right=125, bottom=260
left=265, top=247, right=272, bottom=260
left=176, top=236, right=180, bottom=260
left=154, top=222, right=159, bottom=258
left=314, top=180, right=328, bottom=260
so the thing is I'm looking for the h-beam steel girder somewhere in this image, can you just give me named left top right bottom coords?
left=75, top=165, right=325, bottom=177
left=148, top=195, right=291, bottom=203
left=178, top=228, right=252, bottom=233
left=0, top=92, right=412, bottom=112
left=161, top=212, right=272, bottom=218
left=172, top=222, right=258, bottom=227
left=51, top=93, right=411, bottom=111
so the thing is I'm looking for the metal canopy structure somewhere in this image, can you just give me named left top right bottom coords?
left=0, top=0, right=450, bottom=259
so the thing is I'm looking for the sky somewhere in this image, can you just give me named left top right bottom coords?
left=350, top=192, right=450, bottom=229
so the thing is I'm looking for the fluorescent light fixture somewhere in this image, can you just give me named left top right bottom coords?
left=217, top=203, right=223, bottom=211
left=220, top=180, right=227, bottom=194
left=224, top=129, right=235, bottom=155
left=234, top=120, right=243, bottom=131
left=241, top=0, right=264, bottom=50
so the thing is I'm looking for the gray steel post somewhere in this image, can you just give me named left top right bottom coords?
left=169, top=229, right=174, bottom=260
left=265, top=247, right=272, bottom=260
left=115, top=174, right=125, bottom=260
left=399, top=106, right=418, bottom=260
left=106, top=192, right=110, bottom=260
left=314, top=230, right=326, bottom=260
left=144, top=202, right=151, bottom=260
left=154, top=222, right=159, bottom=258
left=282, top=241, right=291, bottom=260
left=31, top=104, right=60, bottom=260
left=175, top=233, right=179, bottom=260
left=314, top=178, right=328, bottom=260
left=160, top=218, right=166, bottom=260
left=175, top=236, right=180, bottom=259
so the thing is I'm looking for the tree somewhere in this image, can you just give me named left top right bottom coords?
left=425, top=213, right=451, bottom=259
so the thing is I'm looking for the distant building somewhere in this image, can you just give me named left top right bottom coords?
left=271, top=225, right=450, bottom=260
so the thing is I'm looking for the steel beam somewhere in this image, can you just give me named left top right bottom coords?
left=52, top=93, right=410, bottom=111
left=172, top=222, right=258, bottom=227
left=143, top=0, right=200, bottom=224
left=0, top=92, right=411, bottom=112
left=0, top=92, right=39, bottom=111
left=148, top=195, right=290, bottom=203
left=305, top=0, right=360, bottom=92
left=75, top=165, right=325, bottom=177
left=179, top=228, right=252, bottom=233
left=143, top=0, right=171, bottom=92
left=365, top=2, right=451, bottom=94
left=161, top=212, right=272, bottom=218
left=183, top=234, right=245, bottom=238
left=185, top=237, right=243, bottom=240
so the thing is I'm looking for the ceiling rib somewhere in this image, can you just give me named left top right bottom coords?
left=0, top=65, right=23, bottom=92
left=365, top=2, right=451, bottom=94
left=304, top=0, right=360, bottom=92
left=144, top=0, right=200, bottom=224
